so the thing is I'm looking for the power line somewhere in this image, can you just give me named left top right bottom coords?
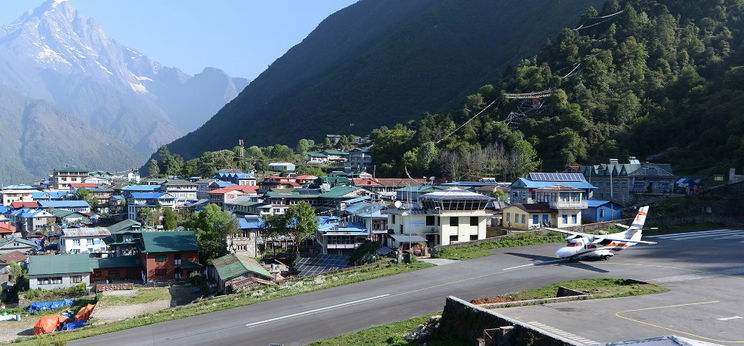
left=436, top=98, right=499, bottom=144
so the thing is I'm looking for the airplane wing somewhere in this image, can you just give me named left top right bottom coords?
left=615, top=223, right=630, bottom=229
left=599, top=236, right=657, bottom=245
left=545, top=227, right=592, bottom=238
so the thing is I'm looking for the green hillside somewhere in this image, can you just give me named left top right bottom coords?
left=0, top=84, right=145, bottom=184
left=368, top=0, right=744, bottom=177
left=163, top=0, right=604, bottom=159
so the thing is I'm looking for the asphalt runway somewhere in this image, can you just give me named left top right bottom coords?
left=72, top=228, right=744, bottom=346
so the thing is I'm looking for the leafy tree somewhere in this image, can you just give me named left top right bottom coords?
left=74, top=187, right=98, bottom=208
left=162, top=208, right=179, bottom=230
left=262, top=213, right=289, bottom=255
left=296, top=139, right=315, bottom=154
left=187, top=204, right=233, bottom=262
left=146, top=159, right=160, bottom=177
left=286, top=202, right=317, bottom=256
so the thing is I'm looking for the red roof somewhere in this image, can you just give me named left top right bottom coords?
left=352, top=178, right=382, bottom=186
left=70, top=183, right=97, bottom=188
left=10, top=201, right=39, bottom=209
left=0, top=251, right=27, bottom=264
left=209, top=185, right=260, bottom=195
left=0, top=223, right=16, bottom=234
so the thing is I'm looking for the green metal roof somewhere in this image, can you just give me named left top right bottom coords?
left=212, top=253, right=271, bottom=281
left=318, top=186, right=360, bottom=199
left=54, top=167, right=87, bottom=173
left=91, top=256, right=142, bottom=269
left=0, top=238, right=38, bottom=249
left=28, top=254, right=92, bottom=276
left=107, top=219, right=142, bottom=234
left=265, top=190, right=319, bottom=199
left=178, top=261, right=203, bottom=269
left=139, top=231, right=198, bottom=253
left=307, top=152, right=327, bottom=157
left=322, top=150, right=349, bottom=156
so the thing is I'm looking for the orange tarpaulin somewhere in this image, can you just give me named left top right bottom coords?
left=32, top=314, right=68, bottom=335
left=75, top=304, right=96, bottom=321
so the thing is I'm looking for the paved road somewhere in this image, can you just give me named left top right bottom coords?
left=73, top=229, right=744, bottom=346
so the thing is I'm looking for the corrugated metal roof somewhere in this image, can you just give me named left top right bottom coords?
left=213, top=253, right=272, bottom=281
left=91, top=255, right=141, bottom=269
left=28, top=254, right=91, bottom=276
left=511, top=178, right=597, bottom=190
left=139, top=231, right=198, bottom=253
left=39, top=200, right=90, bottom=208
left=62, top=227, right=111, bottom=237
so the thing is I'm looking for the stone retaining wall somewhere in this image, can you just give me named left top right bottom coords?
left=436, top=296, right=580, bottom=346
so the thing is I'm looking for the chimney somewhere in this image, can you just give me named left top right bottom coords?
left=609, top=158, right=619, bottom=165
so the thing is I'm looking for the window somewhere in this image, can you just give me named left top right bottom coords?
left=426, top=216, right=436, bottom=226
left=506, top=213, right=510, bottom=223
left=174, top=254, right=182, bottom=265
left=532, top=215, right=538, bottom=225
left=155, top=255, right=167, bottom=263
left=71, top=276, right=82, bottom=283
left=73, top=239, right=81, bottom=246
left=562, top=214, right=568, bottom=224
left=399, top=225, right=403, bottom=234
left=392, top=215, right=396, bottom=224
left=449, top=235, right=458, bottom=243
left=542, top=215, right=549, bottom=225
left=470, top=217, right=478, bottom=226
left=449, top=217, right=458, bottom=227
left=599, top=209, right=605, bottom=218
left=470, top=234, right=478, bottom=241
left=571, top=215, right=577, bottom=224
left=38, top=277, right=62, bottom=285
left=521, top=215, right=525, bottom=224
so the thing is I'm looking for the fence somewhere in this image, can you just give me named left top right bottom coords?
left=95, top=282, right=134, bottom=292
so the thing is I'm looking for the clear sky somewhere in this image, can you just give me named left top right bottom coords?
left=0, top=0, right=358, bottom=79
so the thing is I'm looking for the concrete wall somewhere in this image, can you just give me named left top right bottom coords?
left=436, top=296, right=577, bottom=346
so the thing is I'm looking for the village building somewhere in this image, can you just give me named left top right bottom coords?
left=214, top=171, right=257, bottom=186
left=268, top=162, right=296, bottom=172
left=582, top=200, right=624, bottom=223
left=39, top=200, right=91, bottom=213
left=0, top=187, right=39, bottom=206
left=161, top=179, right=198, bottom=204
left=58, top=227, right=111, bottom=254
left=212, top=253, right=273, bottom=293
left=105, top=219, right=142, bottom=256
left=348, top=148, right=373, bottom=172
left=228, top=216, right=263, bottom=257
left=90, top=256, right=142, bottom=282
left=0, top=237, right=38, bottom=254
left=14, top=209, right=55, bottom=235
left=385, top=188, right=492, bottom=248
left=579, top=157, right=677, bottom=205
left=306, top=152, right=329, bottom=165
left=209, top=185, right=261, bottom=207
left=50, top=167, right=89, bottom=190
left=28, top=254, right=91, bottom=290
left=126, top=192, right=176, bottom=220
left=139, top=231, right=201, bottom=282
left=315, top=216, right=370, bottom=255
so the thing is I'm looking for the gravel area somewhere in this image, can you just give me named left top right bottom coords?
left=92, top=299, right=170, bottom=323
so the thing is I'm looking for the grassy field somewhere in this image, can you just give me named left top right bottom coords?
left=433, top=232, right=565, bottom=260
left=97, top=287, right=170, bottom=306
left=309, top=314, right=468, bottom=346
left=487, top=278, right=668, bottom=301
left=14, top=261, right=434, bottom=345
left=645, top=222, right=725, bottom=235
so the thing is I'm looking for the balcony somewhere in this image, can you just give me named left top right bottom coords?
left=327, top=243, right=362, bottom=249
left=549, top=200, right=588, bottom=210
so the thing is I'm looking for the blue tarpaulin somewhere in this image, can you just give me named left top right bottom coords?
left=59, top=320, right=87, bottom=331
left=27, top=299, right=76, bottom=313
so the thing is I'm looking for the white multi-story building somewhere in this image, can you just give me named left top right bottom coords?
left=162, top=180, right=198, bottom=204
left=51, top=167, right=89, bottom=190
left=58, top=227, right=111, bottom=254
left=385, top=188, right=492, bottom=247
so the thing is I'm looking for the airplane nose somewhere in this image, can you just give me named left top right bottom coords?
left=556, top=247, right=572, bottom=258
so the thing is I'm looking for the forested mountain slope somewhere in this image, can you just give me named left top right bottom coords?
left=368, top=0, right=744, bottom=177
left=164, top=0, right=604, bottom=159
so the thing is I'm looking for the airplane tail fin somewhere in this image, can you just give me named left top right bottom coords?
left=625, top=206, right=649, bottom=241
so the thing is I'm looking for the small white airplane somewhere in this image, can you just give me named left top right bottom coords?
left=548, top=206, right=657, bottom=261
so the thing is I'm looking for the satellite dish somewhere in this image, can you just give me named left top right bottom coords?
left=394, top=201, right=403, bottom=209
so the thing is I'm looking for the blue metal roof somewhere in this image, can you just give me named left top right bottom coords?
left=32, top=191, right=69, bottom=200
left=239, top=217, right=264, bottom=229
left=0, top=206, right=9, bottom=214
left=129, top=192, right=168, bottom=200
left=587, top=200, right=609, bottom=208
left=39, top=200, right=90, bottom=208
left=511, top=178, right=597, bottom=190
left=122, top=185, right=161, bottom=192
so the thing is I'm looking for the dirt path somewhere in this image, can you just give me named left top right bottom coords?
left=92, top=299, right=170, bottom=323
